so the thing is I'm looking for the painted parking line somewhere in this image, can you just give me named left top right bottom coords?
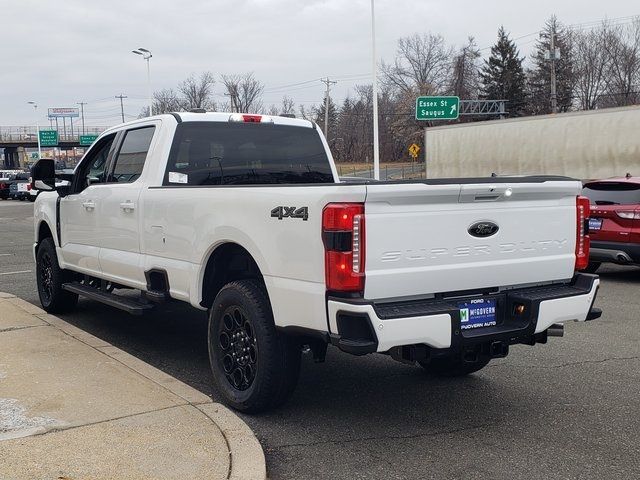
left=0, top=253, right=14, bottom=257
left=0, top=270, right=31, bottom=276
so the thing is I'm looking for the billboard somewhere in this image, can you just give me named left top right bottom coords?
left=48, top=107, right=79, bottom=118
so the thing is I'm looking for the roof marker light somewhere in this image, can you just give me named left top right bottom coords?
left=228, top=114, right=274, bottom=124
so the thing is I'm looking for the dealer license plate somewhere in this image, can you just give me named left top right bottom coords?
left=458, top=298, right=497, bottom=331
left=589, top=218, right=603, bottom=231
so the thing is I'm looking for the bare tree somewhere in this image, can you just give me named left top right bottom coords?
left=298, top=104, right=314, bottom=121
left=281, top=96, right=295, bottom=115
left=573, top=27, right=611, bottom=110
left=151, top=88, right=182, bottom=115
left=221, top=73, right=264, bottom=113
left=381, top=33, right=454, bottom=95
left=266, top=104, right=280, bottom=116
left=601, top=19, right=640, bottom=107
left=178, top=72, right=216, bottom=111
left=449, top=37, right=481, bottom=99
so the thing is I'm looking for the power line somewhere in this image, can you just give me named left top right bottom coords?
left=479, top=14, right=640, bottom=52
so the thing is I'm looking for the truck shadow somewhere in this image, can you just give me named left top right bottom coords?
left=596, top=265, right=640, bottom=284
left=58, top=297, right=531, bottom=467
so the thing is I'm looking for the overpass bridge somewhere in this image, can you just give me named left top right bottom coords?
left=1, top=126, right=109, bottom=168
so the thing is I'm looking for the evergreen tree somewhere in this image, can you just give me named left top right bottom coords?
left=526, top=16, right=574, bottom=114
left=480, top=27, right=527, bottom=116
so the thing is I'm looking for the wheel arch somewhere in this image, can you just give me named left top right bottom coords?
left=200, top=242, right=266, bottom=309
left=36, top=220, right=56, bottom=251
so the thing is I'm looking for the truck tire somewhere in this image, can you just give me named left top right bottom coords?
left=419, top=355, right=490, bottom=377
left=208, top=280, right=301, bottom=413
left=583, top=262, right=600, bottom=274
left=36, top=237, right=78, bottom=313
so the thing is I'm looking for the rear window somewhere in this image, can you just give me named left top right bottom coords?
left=163, top=122, right=334, bottom=186
left=583, top=182, right=640, bottom=205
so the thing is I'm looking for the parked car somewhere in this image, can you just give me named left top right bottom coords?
left=31, top=112, right=601, bottom=413
left=0, top=170, right=22, bottom=199
left=582, top=174, right=640, bottom=272
left=0, top=175, right=10, bottom=200
left=11, top=173, right=32, bottom=200
left=8, top=172, right=31, bottom=200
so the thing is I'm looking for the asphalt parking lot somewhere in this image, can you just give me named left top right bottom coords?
left=1, top=200, right=639, bottom=480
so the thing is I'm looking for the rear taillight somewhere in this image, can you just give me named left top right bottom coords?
left=616, top=211, right=640, bottom=220
left=576, top=196, right=591, bottom=271
left=322, top=203, right=365, bottom=293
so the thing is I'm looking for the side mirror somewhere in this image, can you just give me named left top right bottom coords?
left=31, top=159, right=56, bottom=191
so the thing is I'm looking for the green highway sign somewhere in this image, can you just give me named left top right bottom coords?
left=79, top=134, right=99, bottom=146
left=415, top=96, right=460, bottom=120
left=31, top=152, right=39, bottom=159
left=39, top=130, right=58, bottom=147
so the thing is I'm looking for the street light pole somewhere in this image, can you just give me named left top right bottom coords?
left=132, top=48, right=153, bottom=116
left=27, top=101, right=41, bottom=161
left=77, top=101, right=87, bottom=135
left=370, top=0, right=380, bottom=180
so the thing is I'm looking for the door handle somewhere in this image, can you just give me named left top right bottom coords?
left=82, top=201, right=96, bottom=210
left=120, top=201, right=135, bottom=212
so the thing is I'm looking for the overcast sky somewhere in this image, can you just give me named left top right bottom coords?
left=1, top=0, right=637, bottom=126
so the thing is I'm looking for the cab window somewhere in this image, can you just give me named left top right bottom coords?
left=74, top=133, right=116, bottom=192
left=109, top=126, right=155, bottom=183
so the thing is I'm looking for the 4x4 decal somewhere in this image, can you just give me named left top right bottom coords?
left=271, top=206, right=309, bottom=221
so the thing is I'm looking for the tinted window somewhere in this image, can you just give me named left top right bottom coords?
left=111, top=126, right=155, bottom=183
left=75, top=134, right=116, bottom=191
left=164, top=122, right=333, bottom=185
left=583, top=182, right=640, bottom=205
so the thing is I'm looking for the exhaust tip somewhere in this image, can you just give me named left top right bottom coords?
left=547, top=324, right=564, bottom=337
left=616, top=253, right=631, bottom=264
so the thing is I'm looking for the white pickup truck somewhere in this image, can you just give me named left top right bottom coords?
left=31, top=112, right=601, bottom=412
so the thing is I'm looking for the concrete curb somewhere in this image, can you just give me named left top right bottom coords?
left=1, top=293, right=267, bottom=480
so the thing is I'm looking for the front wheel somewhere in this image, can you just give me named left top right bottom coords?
left=36, top=237, right=78, bottom=313
left=419, top=355, right=490, bottom=377
left=208, top=280, right=301, bottom=413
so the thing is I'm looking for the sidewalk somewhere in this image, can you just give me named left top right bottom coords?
left=0, top=292, right=266, bottom=480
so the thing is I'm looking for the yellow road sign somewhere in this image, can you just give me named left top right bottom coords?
left=408, top=143, right=420, bottom=159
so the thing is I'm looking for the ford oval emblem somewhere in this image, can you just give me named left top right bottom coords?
left=468, top=221, right=499, bottom=238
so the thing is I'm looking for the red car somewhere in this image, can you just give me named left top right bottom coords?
left=582, top=174, right=640, bottom=273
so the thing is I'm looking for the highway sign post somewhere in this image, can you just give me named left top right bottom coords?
left=39, top=130, right=58, bottom=147
left=415, top=96, right=460, bottom=178
left=79, top=134, right=98, bottom=146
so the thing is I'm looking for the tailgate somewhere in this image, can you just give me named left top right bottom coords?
left=364, top=180, right=581, bottom=300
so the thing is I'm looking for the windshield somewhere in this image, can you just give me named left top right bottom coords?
left=164, top=122, right=334, bottom=186
left=583, top=182, right=640, bottom=205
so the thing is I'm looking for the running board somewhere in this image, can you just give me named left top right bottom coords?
left=62, top=283, right=154, bottom=315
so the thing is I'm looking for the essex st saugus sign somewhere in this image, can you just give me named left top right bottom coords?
left=415, top=96, right=460, bottom=120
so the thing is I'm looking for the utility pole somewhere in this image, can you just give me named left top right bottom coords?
left=370, top=0, right=380, bottom=180
left=77, top=102, right=87, bottom=135
left=320, top=77, right=337, bottom=138
left=547, top=31, right=559, bottom=114
left=115, top=94, right=127, bottom=123
left=224, top=87, right=239, bottom=113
